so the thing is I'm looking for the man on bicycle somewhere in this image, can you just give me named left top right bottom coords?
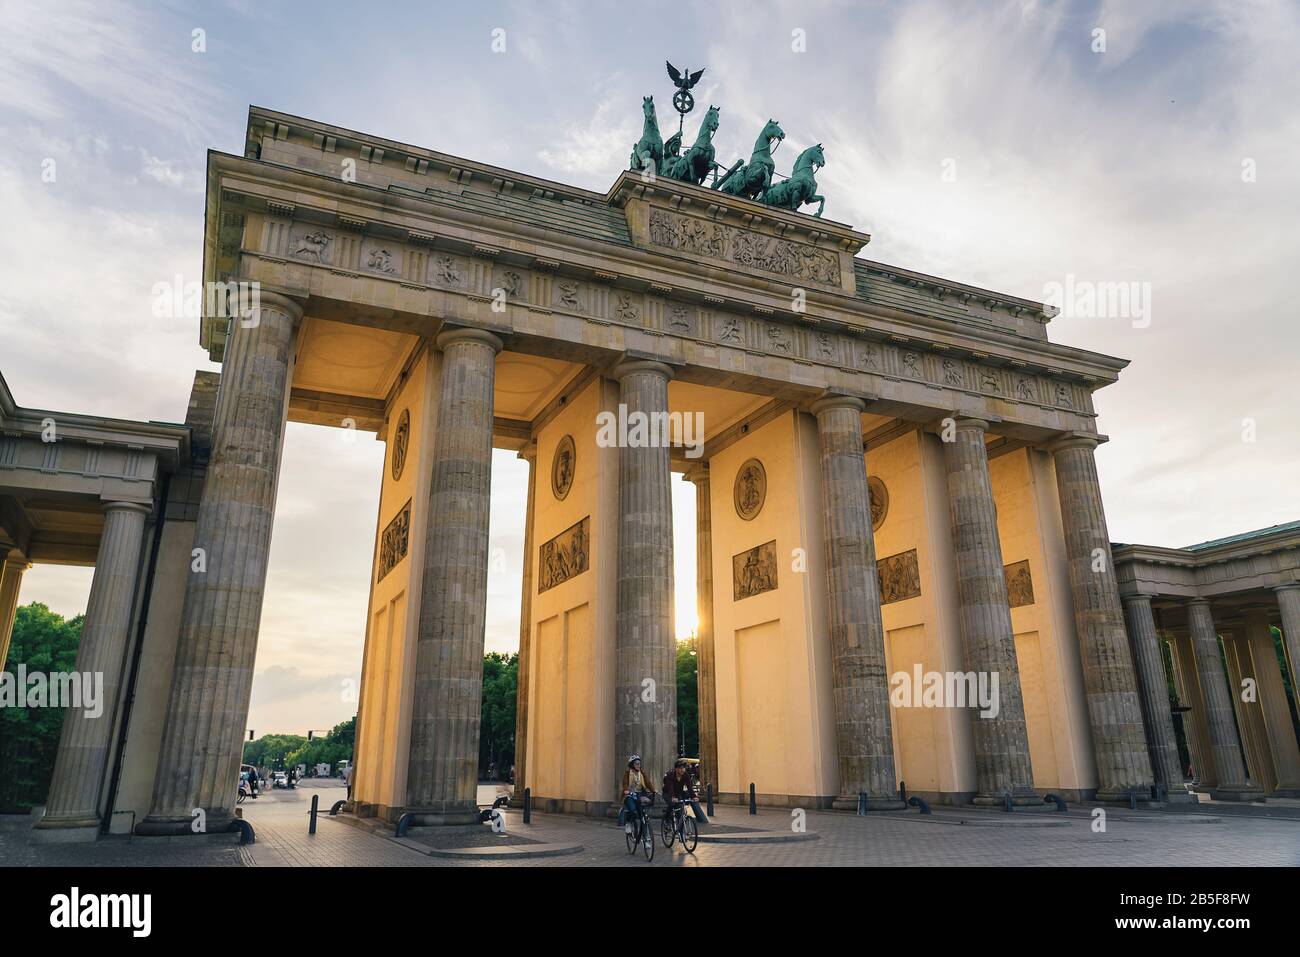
left=620, top=754, right=655, bottom=834
left=662, top=758, right=703, bottom=825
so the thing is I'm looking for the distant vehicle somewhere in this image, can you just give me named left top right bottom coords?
left=337, top=759, right=351, bottom=777
left=315, top=763, right=331, bottom=778
left=272, top=771, right=288, bottom=789
left=295, top=764, right=306, bottom=778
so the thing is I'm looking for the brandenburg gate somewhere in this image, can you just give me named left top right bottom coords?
left=21, top=97, right=1298, bottom=842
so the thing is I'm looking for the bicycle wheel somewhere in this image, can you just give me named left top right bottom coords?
left=642, top=815, right=655, bottom=861
left=661, top=812, right=675, bottom=848
left=625, top=816, right=636, bottom=854
left=680, top=813, right=698, bottom=853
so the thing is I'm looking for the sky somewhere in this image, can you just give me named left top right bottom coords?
left=1, top=0, right=1297, bottom=734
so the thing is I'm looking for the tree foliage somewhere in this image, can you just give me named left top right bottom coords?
left=0, top=603, right=83, bottom=811
left=677, top=636, right=699, bottom=759
left=245, top=716, right=354, bottom=773
left=479, top=652, right=516, bottom=778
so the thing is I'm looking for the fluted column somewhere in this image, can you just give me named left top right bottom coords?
left=138, top=291, right=301, bottom=835
left=511, top=441, right=537, bottom=804
left=405, top=328, right=502, bottom=825
left=1048, top=435, right=1154, bottom=801
left=1244, top=608, right=1300, bottom=796
left=941, top=418, right=1037, bottom=805
left=34, top=501, right=150, bottom=840
left=1186, top=599, right=1260, bottom=800
left=613, top=360, right=676, bottom=786
left=812, top=396, right=901, bottom=809
left=1276, top=585, right=1300, bottom=693
left=0, top=550, right=30, bottom=670
left=684, top=464, right=717, bottom=787
left=1121, top=595, right=1192, bottom=801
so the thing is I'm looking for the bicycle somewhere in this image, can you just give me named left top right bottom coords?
left=660, top=798, right=698, bottom=853
left=623, top=791, right=655, bottom=861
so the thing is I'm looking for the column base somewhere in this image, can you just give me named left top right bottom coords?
left=30, top=816, right=101, bottom=844
left=401, top=802, right=481, bottom=827
left=1264, top=786, right=1300, bottom=799
left=972, top=790, right=1048, bottom=809
left=1208, top=784, right=1264, bottom=802
left=1093, top=785, right=1156, bottom=805
left=135, top=812, right=234, bottom=837
left=1160, top=787, right=1198, bottom=805
left=832, top=794, right=906, bottom=812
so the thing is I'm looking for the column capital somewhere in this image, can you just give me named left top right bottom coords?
left=1187, top=597, right=1213, bottom=609
left=810, top=394, right=865, bottom=416
left=253, top=289, right=306, bottom=324
left=102, top=500, right=152, bottom=517
left=1044, top=431, right=1106, bottom=454
left=611, top=358, right=674, bottom=382
left=517, top=440, right=538, bottom=465
left=1275, top=583, right=1300, bottom=595
left=682, top=462, right=709, bottom=485
left=1121, top=593, right=1155, bottom=608
left=436, top=327, right=503, bottom=354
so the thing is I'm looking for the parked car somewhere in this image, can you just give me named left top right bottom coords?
left=272, top=771, right=288, bottom=789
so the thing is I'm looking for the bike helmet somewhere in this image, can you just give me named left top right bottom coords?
left=627, top=754, right=642, bottom=767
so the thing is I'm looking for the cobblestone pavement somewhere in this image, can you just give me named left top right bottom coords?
left=4, top=781, right=1298, bottom=867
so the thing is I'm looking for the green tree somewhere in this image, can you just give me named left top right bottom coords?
left=258, top=716, right=355, bottom=774
left=676, top=636, right=699, bottom=759
left=0, top=603, right=84, bottom=811
left=479, top=652, right=517, bottom=779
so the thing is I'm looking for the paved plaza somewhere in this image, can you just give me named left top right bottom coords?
left=2, top=780, right=1296, bottom=868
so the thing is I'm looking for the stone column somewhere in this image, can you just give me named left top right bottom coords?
left=405, top=328, right=503, bottom=825
left=684, top=464, right=718, bottom=787
left=1244, top=608, right=1300, bottom=796
left=1186, top=600, right=1260, bottom=800
left=511, top=441, right=537, bottom=804
left=0, top=551, right=30, bottom=670
left=613, top=360, right=676, bottom=785
left=940, top=418, right=1037, bottom=805
left=1121, top=595, right=1192, bottom=801
left=811, top=396, right=902, bottom=809
left=138, top=291, right=301, bottom=836
left=34, top=501, right=150, bottom=841
left=1048, top=436, right=1154, bottom=801
left=1276, top=585, right=1300, bottom=692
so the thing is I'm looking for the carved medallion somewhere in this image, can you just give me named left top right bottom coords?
left=868, top=476, right=889, bottom=531
left=877, top=549, right=921, bottom=605
left=734, top=458, right=766, bottom=520
left=1004, top=560, right=1035, bottom=608
left=733, top=540, right=778, bottom=601
left=551, top=434, right=576, bottom=501
left=390, top=408, right=410, bottom=481
left=538, top=516, right=589, bottom=593
left=377, top=500, right=412, bottom=582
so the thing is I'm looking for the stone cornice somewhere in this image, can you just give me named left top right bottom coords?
left=202, top=151, right=1129, bottom=398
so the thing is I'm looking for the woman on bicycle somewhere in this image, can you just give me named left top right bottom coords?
left=620, top=755, right=655, bottom=833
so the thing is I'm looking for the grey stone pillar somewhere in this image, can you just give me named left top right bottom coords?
left=138, top=291, right=301, bottom=836
left=34, top=501, right=150, bottom=842
left=684, top=464, right=718, bottom=787
left=941, top=418, right=1037, bottom=805
left=811, top=396, right=902, bottom=809
left=511, top=441, right=537, bottom=805
left=613, top=360, right=676, bottom=786
left=1048, top=436, right=1154, bottom=801
left=405, top=328, right=503, bottom=825
left=1121, top=595, right=1192, bottom=802
left=0, top=551, right=29, bottom=670
left=1186, top=599, right=1260, bottom=800
left=1245, top=608, right=1300, bottom=796
left=1276, top=585, right=1300, bottom=693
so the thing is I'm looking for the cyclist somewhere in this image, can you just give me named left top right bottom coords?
left=662, top=758, right=702, bottom=825
left=620, top=754, right=655, bottom=834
